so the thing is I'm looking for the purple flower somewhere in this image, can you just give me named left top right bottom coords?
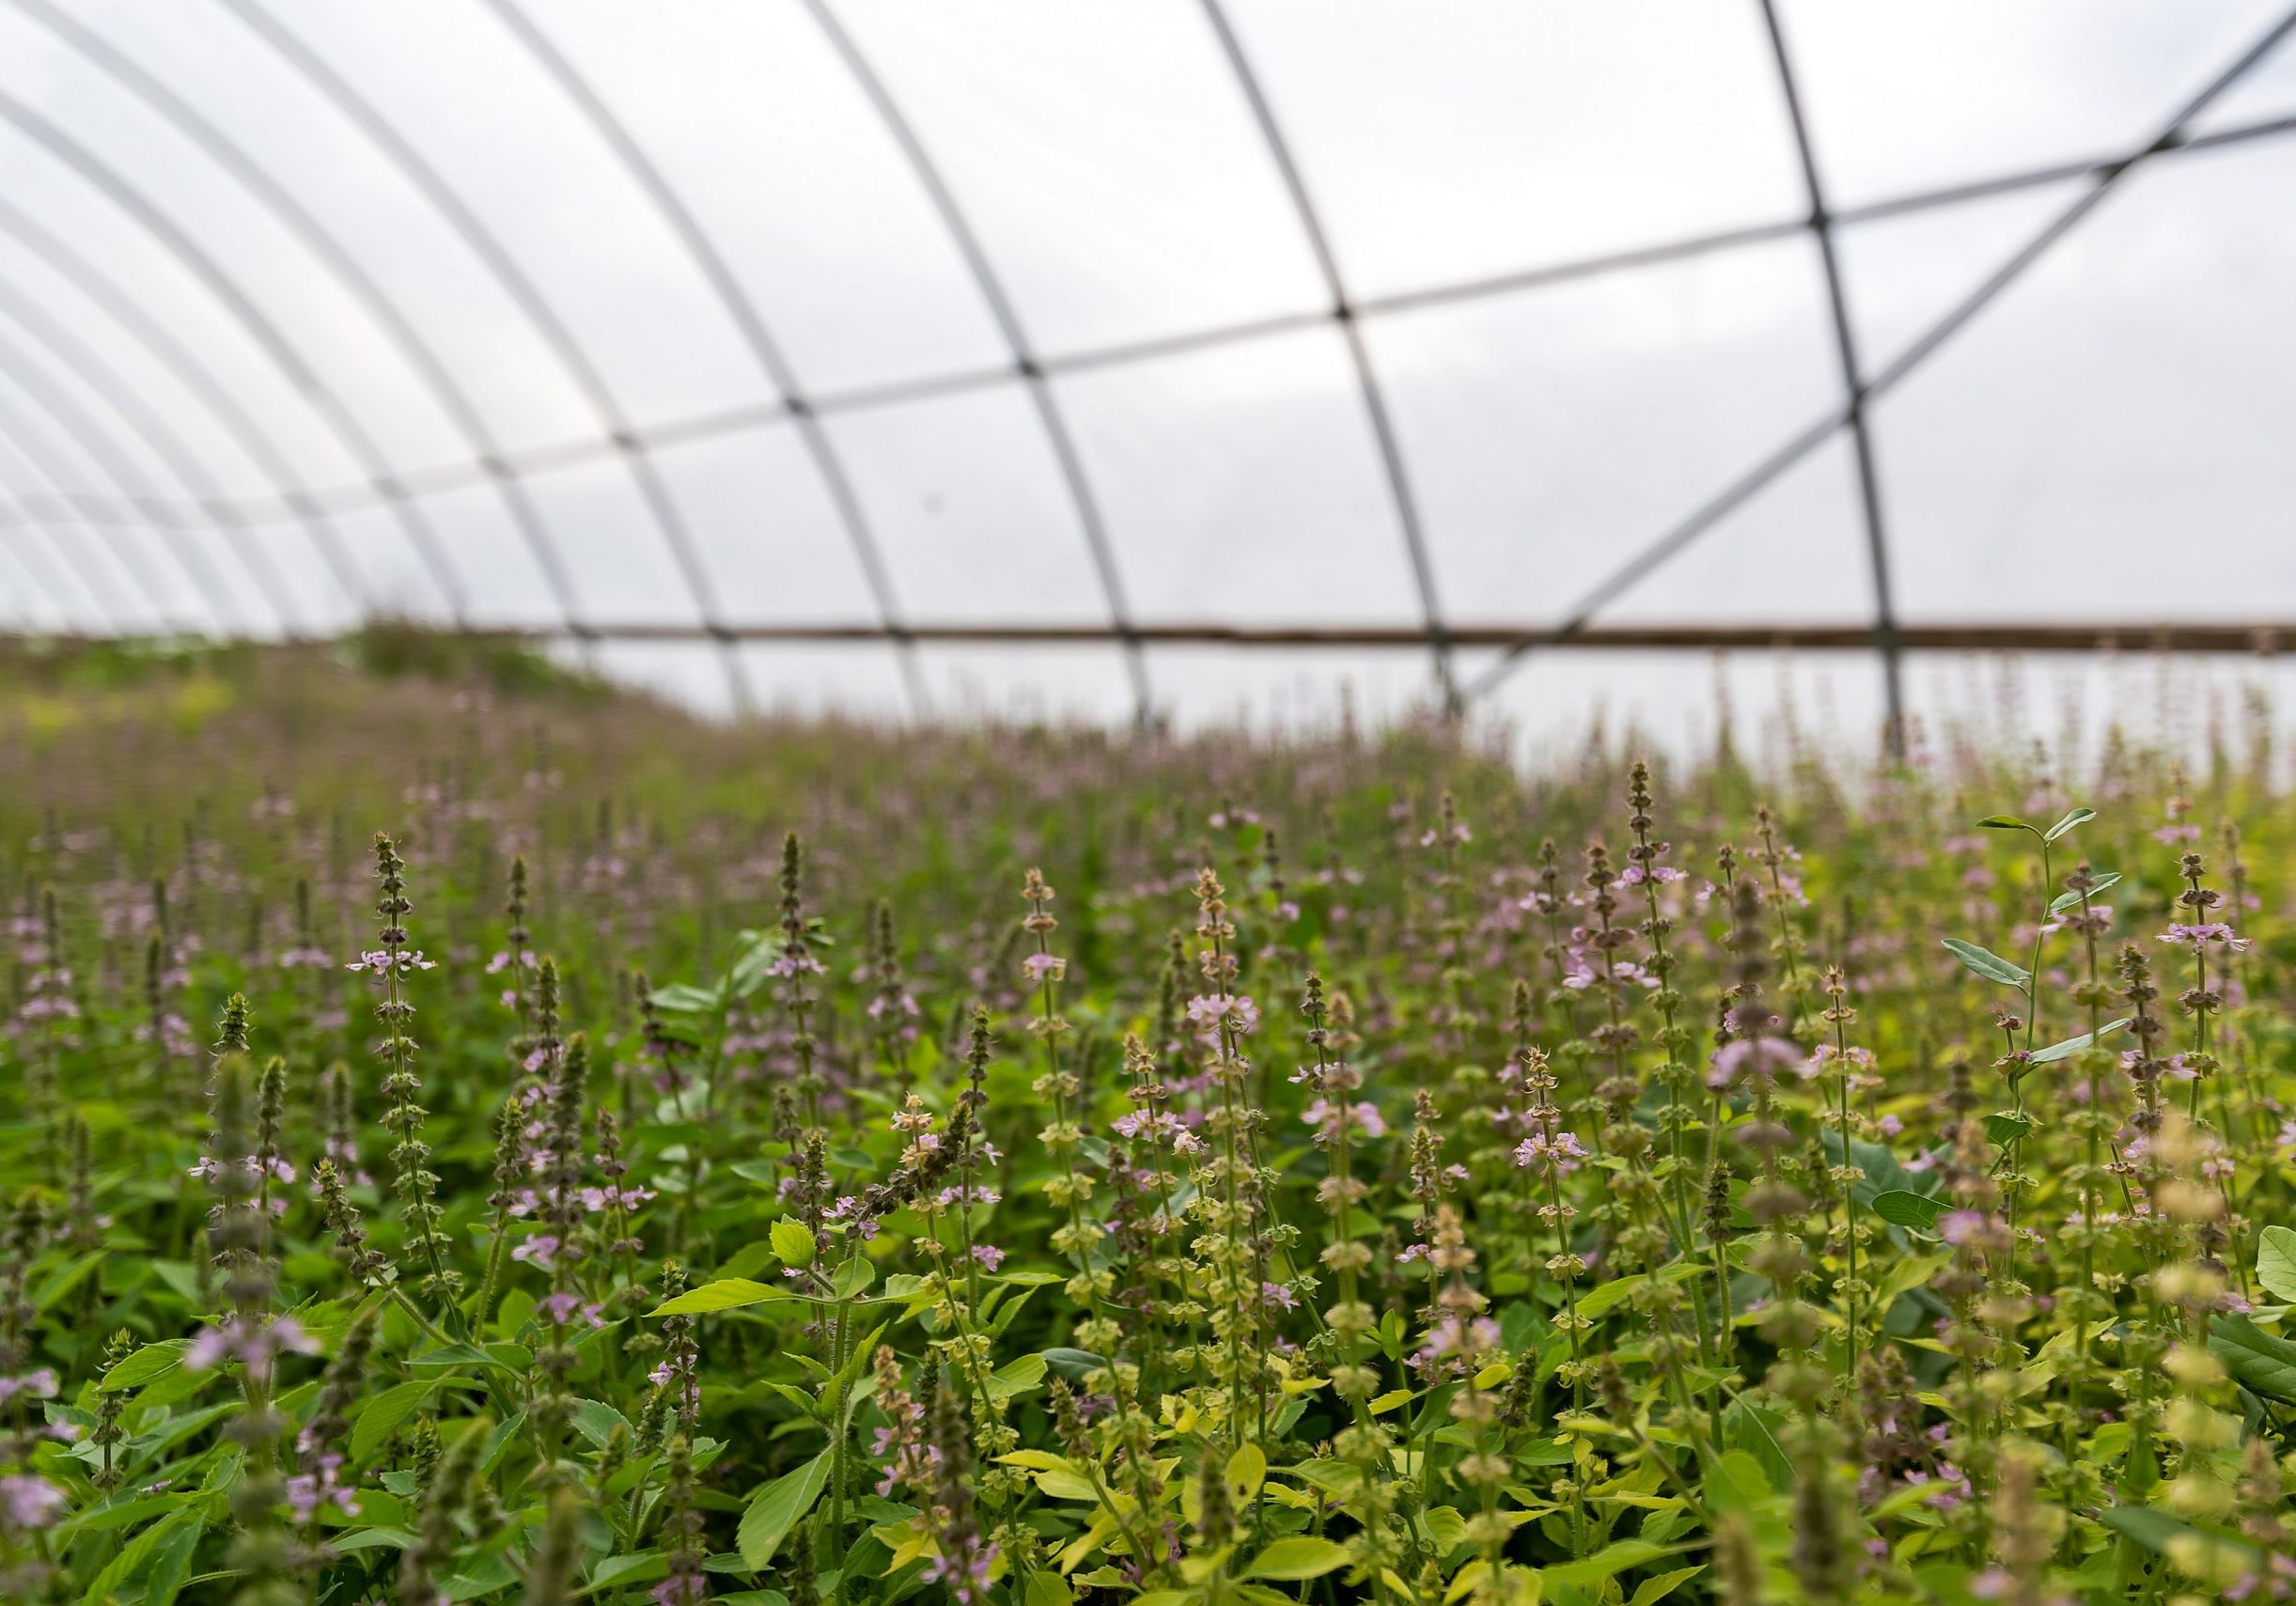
left=540, top=1291, right=605, bottom=1327
left=0, top=1473, right=64, bottom=1528
left=510, top=1235, right=562, bottom=1271
left=1184, top=994, right=1260, bottom=1037
left=1706, top=1036, right=1807, bottom=1089
left=1938, top=1210, right=1990, bottom=1246
left=343, top=949, right=437, bottom=975
left=2160, top=922, right=2249, bottom=951
left=971, top=1245, right=1007, bottom=1271
left=185, top=1316, right=318, bottom=1374
left=1512, top=1130, right=1587, bottom=1172
left=654, top=1566, right=707, bottom=1606
left=1020, top=953, right=1067, bottom=984
left=0, top=1368, right=58, bottom=1405
left=578, top=1183, right=657, bottom=1213
left=1303, top=1099, right=1386, bottom=1142
left=924, top=1541, right=999, bottom=1605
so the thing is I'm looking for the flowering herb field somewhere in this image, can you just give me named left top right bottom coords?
left=2, top=640, right=2295, bottom=1606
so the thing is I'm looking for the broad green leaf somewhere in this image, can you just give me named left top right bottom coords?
left=770, top=1219, right=818, bottom=1268
left=737, top=1450, right=832, bottom=1569
left=1420, top=1505, right=1466, bottom=1555
left=985, top=1353, right=1047, bottom=1404
left=140, top=1515, right=205, bottom=1606
left=1573, top=1274, right=1645, bottom=1321
left=1699, top=1450, right=1770, bottom=1514
left=81, top=1507, right=199, bottom=1605
left=1820, top=1130, right=1941, bottom=1209
left=2096, top=1503, right=2255, bottom=1568
left=1243, top=1536, right=1350, bottom=1581
left=99, top=1340, right=191, bottom=1393
left=1981, top=1111, right=2035, bottom=1146
left=1873, top=1251, right=1953, bottom=1306
left=2042, top=806, right=2097, bottom=841
left=1976, top=814, right=2028, bottom=831
left=1040, top=1348, right=1107, bottom=1381
left=831, top=1256, right=874, bottom=1300
left=56, top=1494, right=190, bottom=1536
left=2257, top=1226, right=2296, bottom=1303
left=1226, top=1442, right=1267, bottom=1503
left=1941, top=938, right=2029, bottom=988
left=328, top=1527, right=418, bottom=1553
left=570, top=1398, right=632, bottom=1449
left=1544, top=1539, right=1679, bottom=1588
left=2027, top=1018, right=2132, bottom=1064
left=2049, top=871, right=2122, bottom=914
left=350, top=1379, right=439, bottom=1465
left=1871, top=1191, right=1945, bottom=1231
left=649, top=1278, right=791, bottom=1318
left=2210, top=1315, right=2296, bottom=1402
left=1573, top=1261, right=1703, bottom=1321
left=648, top=982, right=723, bottom=1015
left=1628, top=1566, right=1710, bottom=1606
left=408, top=1343, right=525, bottom=1373
left=588, top=1551, right=669, bottom=1590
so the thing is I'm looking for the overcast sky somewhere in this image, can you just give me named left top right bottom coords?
left=0, top=0, right=2290, bottom=750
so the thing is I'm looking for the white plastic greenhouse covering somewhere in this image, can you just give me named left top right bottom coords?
left=1, top=0, right=2294, bottom=752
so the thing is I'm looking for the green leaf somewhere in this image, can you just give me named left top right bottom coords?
left=2049, top=871, right=2121, bottom=914
left=1871, top=1191, right=1945, bottom=1232
left=350, top=1379, right=440, bottom=1465
left=770, top=1219, right=818, bottom=1268
left=1040, top=1348, right=1107, bottom=1381
left=1628, top=1566, right=1709, bottom=1606
left=985, top=1353, right=1048, bottom=1404
left=1025, top=1573, right=1074, bottom=1606
left=1941, top=938, right=2029, bottom=987
left=649, top=1279, right=791, bottom=1318
left=1819, top=1130, right=1940, bottom=1209
left=831, top=1256, right=874, bottom=1300
left=328, top=1527, right=417, bottom=1553
left=81, top=1507, right=200, bottom=1605
left=737, top=1450, right=832, bottom=1569
left=2027, top=1018, right=2132, bottom=1064
left=1226, top=1442, right=1267, bottom=1504
left=1981, top=1111, right=2035, bottom=1146
left=1243, top=1536, right=1351, bottom=1581
left=1573, top=1274, right=1644, bottom=1321
left=99, top=1340, right=191, bottom=1393
left=1544, top=1539, right=1679, bottom=1588
left=140, top=1515, right=205, bottom=1606
left=570, top=1398, right=632, bottom=1449
left=1571, top=1260, right=1704, bottom=1322
left=2257, top=1226, right=2296, bottom=1303
left=648, top=982, right=723, bottom=1015
left=2094, top=1504, right=2256, bottom=1567
left=1699, top=1450, right=1770, bottom=1514
left=587, top=1551, right=669, bottom=1591
left=1724, top=1397, right=1792, bottom=1490
left=407, top=1343, right=523, bottom=1373
left=1976, top=814, right=2029, bottom=831
left=2210, top=1315, right=2296, bottom=1402
left=2042, top=806, right=2097, bottom=841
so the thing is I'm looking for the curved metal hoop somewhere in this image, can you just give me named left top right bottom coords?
left=477, top=0, right=927, bottom=709
left=213, top=0, right=751, bottom=705
left=798, top=0, right=1151, bottom=724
